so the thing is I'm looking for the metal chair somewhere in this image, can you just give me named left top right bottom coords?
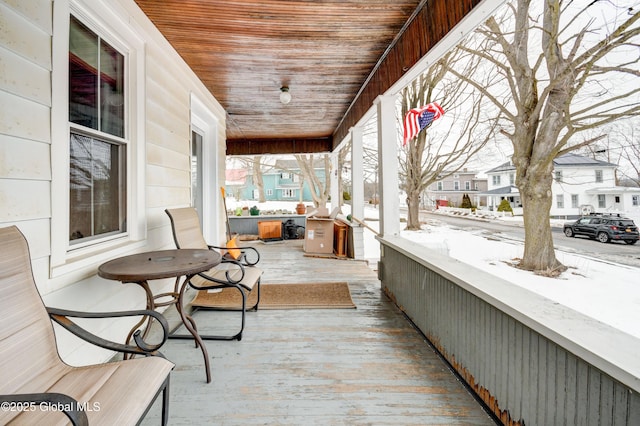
left=0, top=225, right=174, bottom=426
left=165, top=207, right=263, bottom=341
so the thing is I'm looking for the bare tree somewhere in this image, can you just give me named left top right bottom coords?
left=448, top=0, right=640, bottom=273
left=251, top=155, right=265, bottom=202
left=294, top=154, right=331, bottom=207
left=337, top=140, right=351, bottom=208
left=401, top=50, right=500, bottom=229
left=603, top=118, right=640, bottom=186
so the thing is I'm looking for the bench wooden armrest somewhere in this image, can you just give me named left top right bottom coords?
left=47, top=307, right=169, bottom=356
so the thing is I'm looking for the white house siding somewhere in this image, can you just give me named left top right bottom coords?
left=0, top=0, right=227, bottom=365
left=551, top=165, right=617, bottom=217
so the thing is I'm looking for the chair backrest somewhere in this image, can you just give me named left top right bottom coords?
left=165, top=207, right=209, bottom=249
left=0, top=226, right=67, bottom=396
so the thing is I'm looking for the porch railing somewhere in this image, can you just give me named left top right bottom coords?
left=378, top=235, right=640, bottom=425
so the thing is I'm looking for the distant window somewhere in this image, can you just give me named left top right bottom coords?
left=281, top=172, right=291, bottom=179
left=633, top=195, right=639, bottom=206
left=614, top=195, right=620, bottom=203
left=556, top=194, right=564, bottom=208
left=282, top=189, right=296, bottom=198
left=474, top=183, right=478, bottom=190
left=266, top=189, right=273, bottom=196
left=595, top=170, right=603, bottom=183
left=465, top=181, right=471, bottom=190
left=509, top=173, right=515, bottom=185
left=492, top=176, right=501, bottom=186
left=454, top=181, right=460, bottom=191
left=598, top=194, right=606, bottom=208
left=555, top=171, right=562, bottom=182
left=437, top=182, right=443, bottom=191
left=571, top=194, right=579, bottom=208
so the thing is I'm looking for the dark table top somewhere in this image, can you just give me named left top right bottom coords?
left=98, top=249, right=221, bottom=282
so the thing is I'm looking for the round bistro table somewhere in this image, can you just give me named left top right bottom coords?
left=98, top=249, right=221, bottom=383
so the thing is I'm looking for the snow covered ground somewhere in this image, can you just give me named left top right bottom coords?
left=228, top=199, right=640, bottom=339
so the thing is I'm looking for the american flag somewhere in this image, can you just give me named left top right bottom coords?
left=403, top=102, right=444, bottom=146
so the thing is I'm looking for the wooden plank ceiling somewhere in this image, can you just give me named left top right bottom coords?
left=133, top=0, right=481, bottom=155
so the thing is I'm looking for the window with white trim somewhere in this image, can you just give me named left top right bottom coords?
left=598, top=194, right=606, bottom=208
left=571, top=194, right=579, bottom=208
left=595, top=170, right=603, bottom=183
left=437, top=181, right=443, bottom=191
left=282, top=189, right=296, bottom=198
left=68, top=15, right=128, bottom=244
left=50, top=1, right=146, bottom=277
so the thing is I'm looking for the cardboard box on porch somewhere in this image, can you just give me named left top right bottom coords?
left=303, top=207, right=338, bottom=254
left=304, top=217, right=333, bottom=253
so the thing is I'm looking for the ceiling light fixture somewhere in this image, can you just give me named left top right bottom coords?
left=280, top=86, right=291, bottom=104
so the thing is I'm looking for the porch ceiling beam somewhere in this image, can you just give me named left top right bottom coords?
left=226, top=137, right=333, bottom=156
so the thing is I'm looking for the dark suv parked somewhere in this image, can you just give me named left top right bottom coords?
left=563, top=214, right=639, bottom=244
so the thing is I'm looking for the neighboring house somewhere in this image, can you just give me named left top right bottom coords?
left=225, top=168, right=249, bottom=199
left=483, top=153, right=640, bottom=218
left=226, top=160, right=326, bottom=203
left=1, top=0, right=227, bottom=365
left=423, top=169, right=488, bottom=208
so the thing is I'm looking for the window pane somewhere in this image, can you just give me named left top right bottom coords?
left=69, top=16, right=125, bottom=138
left=100, top=40, right=125, bottom=137
left=69, top=17, right=98, bottom=130
left=70, top=133, right=126, bottom=241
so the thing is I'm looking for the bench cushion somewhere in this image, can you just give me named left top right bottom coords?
left=191, top=265, right=263, bottom=291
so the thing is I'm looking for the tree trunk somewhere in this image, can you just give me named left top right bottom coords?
left=517, top=162, right=566, bottom=273
left=406, top=190, right=421, bottom=230
left=252, top=156, right=265, bottom=202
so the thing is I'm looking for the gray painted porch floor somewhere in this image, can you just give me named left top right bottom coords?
left=142, top=239, right=496, bottom=425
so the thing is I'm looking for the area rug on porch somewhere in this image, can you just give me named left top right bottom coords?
left=191, top=282, right=356, bottom=310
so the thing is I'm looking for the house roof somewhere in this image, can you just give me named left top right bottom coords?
left=225, top=169, right=248, bottom=185
left=480, top=185, right=520, bottom=195
left=486, top=161, right=515, bottom=173
left=486, top=153, right=617, bottom=174
left=553, top=153, right=617, bottom=168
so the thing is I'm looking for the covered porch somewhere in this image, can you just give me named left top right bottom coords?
left=141, top=239, right=495, bottom=425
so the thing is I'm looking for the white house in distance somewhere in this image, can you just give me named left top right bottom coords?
left=484, top=153, right=640, bottom=219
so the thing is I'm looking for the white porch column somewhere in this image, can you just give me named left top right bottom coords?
left=376, top=94, right=400, bottom=237
left=350, top=126, right=365, bottom=260
left=330, top=151, right=340, bottom=212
